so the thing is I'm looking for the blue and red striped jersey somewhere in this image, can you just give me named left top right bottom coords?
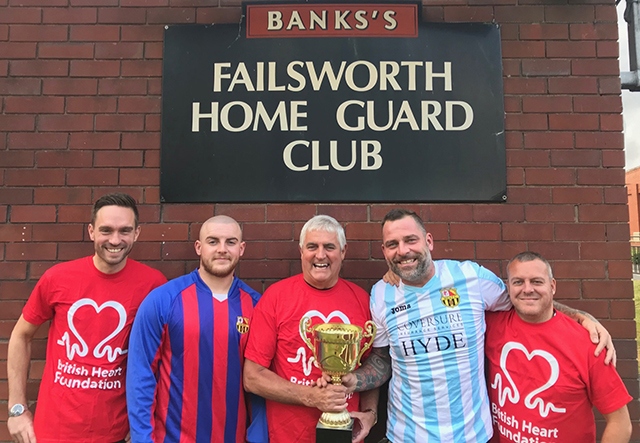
left=127, top=269, right=268, bottom=443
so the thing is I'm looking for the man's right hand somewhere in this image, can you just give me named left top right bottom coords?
left=312, top=383, right=348, bottom=412
left=8, top=411, right=36, bottom=443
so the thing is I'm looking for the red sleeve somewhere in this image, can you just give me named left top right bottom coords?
left=22, top=271, right=54, bottom=325
left=587, top=349, right=632, bottom=415
left=244, top=290, right=278, bottom=368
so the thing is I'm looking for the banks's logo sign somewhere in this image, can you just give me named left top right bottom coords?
left=440, top=287, right=460, bottom=308
left=246, top=3, right=419, bottom=38
left=236, top=316, right=250, bottom=334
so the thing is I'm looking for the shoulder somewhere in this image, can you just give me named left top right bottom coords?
left=235, top=277, right=262, bottom=303
left=144, top=272, right=196, bottom=304
left=337, top=278, right=369, bottom=297
left=263, top=274, right=300, bottom=296
left=125, top=259, right=167, bottom=282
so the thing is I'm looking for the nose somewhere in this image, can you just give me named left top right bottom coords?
left=108, top=231, right=122, bottom=245
left=315, top=246, right=327, bottom=259
left=397, top=241, right=410, bottom=256
left=522, top=280, right=534, bottom=293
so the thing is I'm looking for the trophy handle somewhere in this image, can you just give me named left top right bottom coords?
left=299, top=316, right=316, bottom=360
left=356, top=320, right=377, bottom=366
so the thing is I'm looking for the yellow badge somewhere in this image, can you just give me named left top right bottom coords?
left=440, top=287, right=460, bottom=308
left=236, top=316, right=250, bottom=334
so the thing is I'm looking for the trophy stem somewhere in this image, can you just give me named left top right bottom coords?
left=319, top=410, right=352, bottom=428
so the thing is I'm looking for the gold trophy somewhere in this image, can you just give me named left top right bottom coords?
left=299, top=317, right=376, bottom=442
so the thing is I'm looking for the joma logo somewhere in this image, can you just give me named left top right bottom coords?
left=391, top=303, right=411, bottom=315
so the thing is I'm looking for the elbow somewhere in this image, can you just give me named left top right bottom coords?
left=242, top=359, right=259, bottom=394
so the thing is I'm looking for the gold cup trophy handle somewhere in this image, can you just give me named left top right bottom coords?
left=299, top=316, right=317, bottom=360
left=356, top=320, right=377, bottom=365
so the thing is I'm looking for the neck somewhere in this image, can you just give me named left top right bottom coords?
left=402, top=263, right=436, bottom=288
left=198, top=268, right=234, bottom=294
left=93, top=255, right=126, bottom=274
left=517, top=309, right=554, bottom=324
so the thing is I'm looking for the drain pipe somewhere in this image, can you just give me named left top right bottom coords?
left=621, top=0, right=640, bottom=91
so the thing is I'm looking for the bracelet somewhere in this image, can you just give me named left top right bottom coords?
left=361, top=408, right=378, bottom=425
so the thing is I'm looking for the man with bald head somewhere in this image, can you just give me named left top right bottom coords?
left=127, top=216, right=268, bottom=443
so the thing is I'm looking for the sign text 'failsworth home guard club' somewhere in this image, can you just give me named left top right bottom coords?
left=160, top=2, right=506, bottom=203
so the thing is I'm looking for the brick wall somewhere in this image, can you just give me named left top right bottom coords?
left=0, top=0, right=638, bottom=441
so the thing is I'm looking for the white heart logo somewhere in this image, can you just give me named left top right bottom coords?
left=57, top=298, right=128, bottom=363
left=491, top=341, right=566, bottom=417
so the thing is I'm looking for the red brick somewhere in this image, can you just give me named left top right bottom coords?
left=428, top=204, right=472, bottom=222
left=507, top=149, right=549, bottom=167
left=0, top=263, right=27, bottom=280
left=66, top=96, right=117, bottom=113
left=579, top=204, right=629, bottom=222
left=136, top=223, right=189, bottom=242
left=5, top=96, right=64, bottom=114
left=10, top=60, right=69, bottom=77
left=611, top=300, right=635, bottom=319
left=70, top=60, right=120, bottom=77
left=159, top=242, right=196, bottom=261
left=552, top=187, right=602, bottom=204
left=505, top=114, right=548, bottom=131
left=494, top=6, right=544, bottom=23
left=6, top=243, right=57, bottom=261
left=144, top=42, right=163, bottom=59
left=121, top=60, right=162, bottom=77
left=57, top=242, right=93, bottom=260
left=602, top=151, right=625, bottom=168
left=432, top=241, right=475, bottom=260
left=316, top=205, right=368, bottom=222
left=596, top=41, right=619, bottom=58
left=118, top=97, right=161, bottom=114
left=527, top=242, right=579, bottom=260
left=10, top=206, right=56, bottom=223
left=502, top=223, right=553, bottom=241
left=35, top=150, right=93, bottom=168
left=196, top=7, right=243, bottom=24
left=569, top=23, right=618, bottom=41
left=476, top=241, right=526, bottom=260
left=0, top=8, right=42, bottom=24
left=523, top=132, right=573, bottom=149
left=9, top=24, right=68, bottom=41
left=0, top=115, right=35, bottom=131
left=550, top=150, right=600, bottom=167
left=242, top=223, right=293, bottom=241
left=519, top=23, right=568, bottom=40
left=98, top=8, right=146, bottom=24
left=215, top=204, right=265, bottom=222
left=0, top=78, right=41, bottom=96
left=546, top=41, right=596, bottom=58
left=121, top=25, right=163, bottom=42
left=161, top=204, right=214, bottom=223
left=344, top=222, right=380, bottom=241
left=0, top=42, right=36, bottom=58
left=5, top=169, right=65, bottom=186
left=93, top=150, right=143, bottom=167
left=0, top=189, right=33, bottom=205
left=38, top=115, right=93, bottom=132
left=148, top=78, right=161, bottom=95
left=574, top=96, right=622, bottom=113
left=32, top=224, right=85, bottom=241
left=237, top=259, right=290, bottom=280
left=137, top=205, right=161, bottom=224
left=521, top=59, right=570, bottom=76
left=604, top=187, right=628, bottom=204
left=0, top=151, right=34, bottom=167
left=555, top=223, right=605, bottom=241
left=582, top=280, right=633, bottom=299
left=576, top=132, right=623, bottom=149
left=98, top=78, right=147, bottom=95
left=608, top=261, right=633, bottom=280
left=43, top=78, right=97, bottom=96
left=69, top=132, right=120, bottom=150
left=450, top=223, right=501, bottom=241
left=548, top=77, right=598, bottom=94
left=525, top=204, right=575, bottom=222
left=553, top=260, right=606, bottom=279
left=144, top=150, right=159, bottom=167
left=121, top=132, right=160, bottom=149
left=66, top=168, right=118, bottom=186
left=522, top=96, right=571, bottom=113
left=605, top=223, right=631, bottom=241
left=128, top=242, right=162, bottom=261
left=507, top=167, right=524, bottom=186
left=577, top=168, right=624, bottom=186
left=43, top=7, right=97, bottom=24
left=95, top=42, right=143, bottom=59
left=600, top=114, right=623, bottom=132
left=525, top=168, right=575, bottom=185
left=119, top=168, right=159, bottom=185
left=70, top=25, right=119, bottom=41
left=581, top=241, right=632, bottom=260
left=370, top=204, right=425, bottom=221
left=572, top=59, right=621, bottom=77
left=549, top=114, right=599, bottom=131
left=504, top=131, right=523, bottom=149
left=545, top=5, right=595, bottom=22
left=266, top=205, right=316, bottom=222
left=472, top=205, right=525, bottom=222
left=503, top=96, right=521, bottom=113
left=341, top=260, right=389, bottom=280
left=95, top=115, right=144, bottom=131
left=38, top=43, right=94, bottom=59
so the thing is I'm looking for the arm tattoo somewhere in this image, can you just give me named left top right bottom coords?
left=354, top=346, right=392, bottom=392
left=553, top=301, right=597, bottom=323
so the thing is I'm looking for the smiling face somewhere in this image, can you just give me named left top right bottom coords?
left=195, top=219, right=245, bottom=279
left=382, top=216, right=435, bottom=287
left=300, top=229, right=346, bottom=290
left=88, top=205, right=140, bottom=274
left=507, top=258, right=556, bottom=324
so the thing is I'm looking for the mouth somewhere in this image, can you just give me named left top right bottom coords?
left=106, top=247, right=124, bottom=253
left=395, top=257, right=417, bottom=266
left=313, top=263, right=329, bottom=269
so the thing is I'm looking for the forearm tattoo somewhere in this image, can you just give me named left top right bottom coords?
left=553, top=301, right=597, bottom=323
left=355, top=346, right=392, bottom=392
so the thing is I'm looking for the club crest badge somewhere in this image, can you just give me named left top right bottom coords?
left=236, top=316, right=250, bottom=334
left=440, top=287, right=460, bottom=308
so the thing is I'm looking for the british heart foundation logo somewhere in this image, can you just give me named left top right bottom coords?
left=56, top=298, right=128, bottom=363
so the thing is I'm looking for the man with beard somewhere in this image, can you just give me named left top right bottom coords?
left=7, top=193, right=167, bottom=443
left=339, top=209, right=615, bottom=443
left=127, top=215, right=268, bottom=443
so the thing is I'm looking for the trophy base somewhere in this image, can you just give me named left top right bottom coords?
left=316, top=418, right=354, bottom=443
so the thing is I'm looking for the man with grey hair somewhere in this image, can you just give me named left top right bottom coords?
left=244, top=215, right=378, bottom=443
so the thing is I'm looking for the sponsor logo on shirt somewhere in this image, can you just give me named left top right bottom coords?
left=440, top=287, right=460, bottom=308
left=236, top=316, right=250, bottom=334
left=391, top=303, right=411, bottom=315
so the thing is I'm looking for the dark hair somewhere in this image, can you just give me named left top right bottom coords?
left=507, top=251, right=553, bottom=279
left=91, top=193, right=139, bottom=227
left=382, top=208, right=426, bottom=235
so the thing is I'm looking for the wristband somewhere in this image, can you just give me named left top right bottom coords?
left=361, top=408, right=378, bottom=425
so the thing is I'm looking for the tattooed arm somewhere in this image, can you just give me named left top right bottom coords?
left=554, top=301, right=616, bottom=366
left=341, top=346, right=392, bottom=393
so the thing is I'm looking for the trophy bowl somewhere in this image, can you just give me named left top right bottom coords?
left=300, top=317, right=376, bottom=428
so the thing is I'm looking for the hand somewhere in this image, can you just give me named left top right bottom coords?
left=312, top=383, right=348, bottom=412
left=8, top=411, right=36, bottom=443
left=350, top=410, right=376, bottom=442
left=124, top=432, right=131, bottom=443
left=584, top=319, right=616, bottom=366
left=316, top=372, right=332, bottom=388
left=341, top=373, right=357, bottom=394
left=382, top=269, right=400, bottom=287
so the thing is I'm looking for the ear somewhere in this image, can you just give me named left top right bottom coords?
left=133, top=225, right=141, bottom=242
left=88, top=224, right=95, bottom=241
left=239, top=241, right=246, bottom=257
left=425, top=232, right=435, bottom=251
left=194, top=240, right=202, bottom=256
left=340, top=243, right=348, bottom=260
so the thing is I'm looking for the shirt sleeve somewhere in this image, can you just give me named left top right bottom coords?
left=370, top=281, right=390, bottom=348
left=22, top=271, right=54, bottom=325
left=244, top=290, right=278, bottom=367
left=475, top=263, right=511, bottom=312
left=588, top=350, right=632, bottom=415
left=126, top=287, right=169, bottom=442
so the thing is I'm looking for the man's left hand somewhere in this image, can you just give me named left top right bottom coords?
left=350, top=409, right=376, bottom=443
left=581, top=316, right=616, bottom=366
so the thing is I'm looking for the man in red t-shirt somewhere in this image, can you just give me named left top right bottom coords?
left=244, top=215, right=378, bottom=443
left=7, top=193, right=167, bottom=443
left=485, top=251, right=632, bottom=443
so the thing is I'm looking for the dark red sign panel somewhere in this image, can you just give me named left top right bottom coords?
left=246, top=3, right=418, bottom=38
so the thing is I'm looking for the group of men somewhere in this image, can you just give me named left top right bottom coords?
left=6, top=194, right=633, bottom=443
